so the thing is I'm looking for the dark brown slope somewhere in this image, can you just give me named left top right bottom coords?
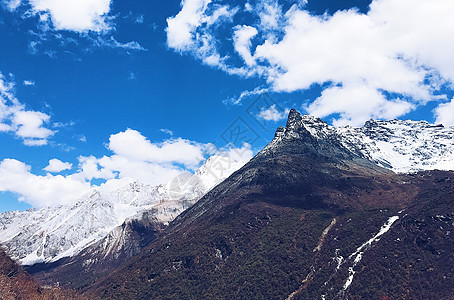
left=84, top=110, right=454, bottom=299
left=26, top=210, right=166, bottom=290
left=0, top=247, right=86, bottom=299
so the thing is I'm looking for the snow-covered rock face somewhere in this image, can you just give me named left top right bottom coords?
left=339, top=119, right=454, bottom=172
left=0, top=155, right=245, bottom=265
left=270, top=109, right=454, bottom=173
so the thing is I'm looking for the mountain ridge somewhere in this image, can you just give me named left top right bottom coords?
left=84, top=109, right=454, bottom=299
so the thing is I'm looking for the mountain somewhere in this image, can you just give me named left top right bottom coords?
left=338, top=118, right=454, bottom=172
left=85, top=109, right=454, bottom=299
left=25, top=209, right=167, bottom=290
left=0, top=247, right=85, bottom=299
left=0, top=155, right=245, bottom=267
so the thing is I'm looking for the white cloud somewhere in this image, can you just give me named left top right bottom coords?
left=166, top=0, right=212, bottom=51
left=23, top=139, right=48, bottom=146
left=0, top=158, right=91, bottom=208
left=74, top=155, right=116, bottom=181
left=23, top=80, right=35, bottom=86
left=306, top=84, right=415, bottom=126
left=12, top=110, right=55, bottom=142
left=253, top=7, right=434, bottom=101
left=92, top=36, right=146, bottom=51
left=434, top=98, right=454, bottom=127
left=217, top=143, right=254, bottom=163
left=167, top=0, right=454, bottom=125
left=107, top=129, right=205, bottom=169
left=257, top=104, right=289, bottom=122
left=166, top=0, right=238, bottom=69
left=0, top=72, right=55, bottom=145
left=0, top=128, right=254, bottom=208
left=160, top=128, right=174, bottom=136
left=224, top=86, right=269, bottom=105
left=2, top=0, right=21, bottom=11
left=257, top=0, right=283, bottom=31
left=75, top=129, right=211, bottom=185
left=95, top=155, right=183, bottom=186
left=233, top=25, right=258, bottom=66
left=29, top=0, right=113, bottom=32
left=44, top=158, right=72, bottom=173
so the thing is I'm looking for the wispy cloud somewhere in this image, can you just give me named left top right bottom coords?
left=23, top=80, right=35, bottom=86
left=92, top=36, right=146, bottom=51
left=160, top=128, right=173, bottom=136
left=6, top=1, right=145, bottom=55
left=135, top=15, right=144, bottom=24
left=224, top=87, right=269, bottom=105
left=0, top=72, right=55, bottom=146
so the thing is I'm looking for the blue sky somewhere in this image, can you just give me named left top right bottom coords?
left=1, top=0, right=454, bottom=212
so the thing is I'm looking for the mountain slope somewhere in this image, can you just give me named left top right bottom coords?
left=0, top=247, right=84, bottom=299
left=0, top=155, right=244, bottom=267
left=85, top=110, right=454, bottom=299
left=25, top=209, right=167, bottom=290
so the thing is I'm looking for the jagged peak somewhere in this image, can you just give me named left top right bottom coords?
left=285, top=108, right=303, bottom=128
left=285, top=109, right=327, bottom=130
left=272, top=109, right=335, bottom=143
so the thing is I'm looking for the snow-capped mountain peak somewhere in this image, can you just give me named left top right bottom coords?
left=268, top=110, right=454, bottom=173
left=339, top=118, right=454, bottom=172
left=0, top=155, right=246, bottom=265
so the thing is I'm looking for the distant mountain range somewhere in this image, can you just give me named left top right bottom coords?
left=0, top=155, right=244, bottom=266
left=1, top=109, right=453, bottom=299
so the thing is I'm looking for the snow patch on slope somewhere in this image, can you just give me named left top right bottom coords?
left=341, top=215, right=399, bottom=291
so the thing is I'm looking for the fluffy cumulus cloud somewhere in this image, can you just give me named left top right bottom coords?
left=167, top=0, right=454, bottom=125
left=166, top=0, right=211, bottom=51
left=0, top=159, right=91, bottom=208
left=0, top=73, right=55, bottom=145
left=44, top=158, right=72, bottom=173
left=306, top=84, right=415, bottom=126
left=0, top=129, right=253, bottom=208
left=107, top=129, right=206, bottom=169
left=166, top=0, right=239, bottom=68
left=434, top=98, right=454, bottom=127
left=29, top=0, right=112, bottom=32
left=257, top=104, right=289, bottom=122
